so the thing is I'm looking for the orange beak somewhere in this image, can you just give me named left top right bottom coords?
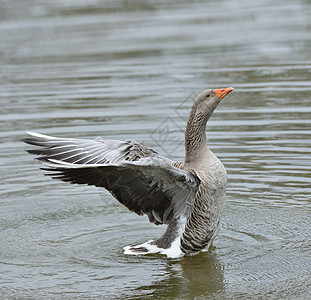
left=214, top=87, right=234, bottom=100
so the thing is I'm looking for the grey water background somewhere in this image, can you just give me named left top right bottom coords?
left=1, top=0, right=311, bottom=299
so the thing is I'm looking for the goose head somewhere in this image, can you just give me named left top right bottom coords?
left=184, top=87, right=234, bottom=163
left=192, top=87, right=234, bottom=119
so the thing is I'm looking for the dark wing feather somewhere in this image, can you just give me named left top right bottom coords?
left=24, top=132, right=200, bottom=225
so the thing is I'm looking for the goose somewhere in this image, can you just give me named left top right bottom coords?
left=23, top=87, right=234, bottom=258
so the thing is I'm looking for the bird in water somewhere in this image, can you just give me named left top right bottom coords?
left=23, top=87, right=234, bottom=258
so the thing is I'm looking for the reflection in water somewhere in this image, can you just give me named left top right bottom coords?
left=136, top=250, right=224, bottom=298
left=174, top=251, right=224, bottom=297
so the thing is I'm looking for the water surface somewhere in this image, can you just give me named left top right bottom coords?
left=1, top=0, right=311, bottom=299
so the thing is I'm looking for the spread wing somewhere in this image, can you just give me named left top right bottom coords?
left=23, top=132, right=200, bottom=225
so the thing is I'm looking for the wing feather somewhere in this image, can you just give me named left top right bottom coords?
left=24, top=132, right=200, bottom=225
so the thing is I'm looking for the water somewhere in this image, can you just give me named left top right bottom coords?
left=1, top=0, right=311, bottom=298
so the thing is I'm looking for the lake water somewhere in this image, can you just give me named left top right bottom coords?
left=1, top=0, right=311, bottom=299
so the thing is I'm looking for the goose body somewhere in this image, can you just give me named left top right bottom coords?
left=24, top=87, right=233, bottom=258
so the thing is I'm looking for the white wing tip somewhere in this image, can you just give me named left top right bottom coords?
left=43, top=159, right=88, bottom=169
left=26, top=131, right=55, bottom=139
left=43, top=159, right=109, bottom=169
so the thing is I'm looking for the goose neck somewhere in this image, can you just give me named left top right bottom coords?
left=184, top=109, right=209, bottom=165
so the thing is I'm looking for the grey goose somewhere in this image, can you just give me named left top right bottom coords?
left=23, top=87, right=234, bottom=258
